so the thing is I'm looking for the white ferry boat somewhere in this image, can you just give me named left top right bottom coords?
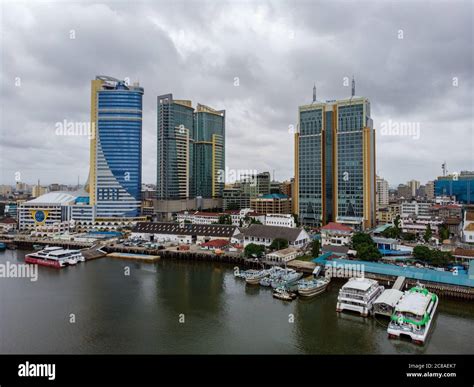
left=387, top=285, right=439, bottom=345
left=336, top=277, right=384, bottom=316
left=25, top=246, right=84, bottom=269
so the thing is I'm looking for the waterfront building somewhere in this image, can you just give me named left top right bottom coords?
left=250, top=193, right=292, bottom=214
left=294, top=86, right=376, bottom=229
left=240, top=224, right=310, bottom=248
left=435, top=171, right=474, bottom=204
left=86, top=75, right=144, bottom=219
left=131, top=222, right=238, bottom=244
left=157, top=94, right=225, bottom=200
left=265, top=247, right=299, bottom=264
left=0, top=217, right=17, bottom=233
left=320, top=222, right=353, bottom=246
left=376, top=175, right=389, bottom=208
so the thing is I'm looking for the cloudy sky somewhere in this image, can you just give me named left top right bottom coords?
left=0, top=0, right=472, bottom=188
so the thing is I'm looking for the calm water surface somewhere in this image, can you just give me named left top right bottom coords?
left=1, top=249, right=473, bottom=354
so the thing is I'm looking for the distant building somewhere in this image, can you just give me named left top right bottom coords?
left=32, top=182, right=48, bottom=198
left=0, top=217, right=17, bottom=233
left=376, top=176, right=389, bottom=207
left=397, top=184, right=412, bottom=200
left=435, top=171, right=474, bottom=204
left=157, top=94, right=225, bottom=200
left=401, top=201, right=431, bottom=217
left=407, top=180, right=420, bottom=198
left=223, top=188, right=250, bottom=210
left=251, top=193, right=292, bottom=214
left=281, top=179, right=293, bottom=199
left=425, top=181, right=435, bottom=200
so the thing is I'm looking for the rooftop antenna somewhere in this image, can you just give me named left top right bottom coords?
left=312, top=83, right=316, bottom=103
left=351, top=75, right=355, bottom=97
left=442, top=162, right=447, bottom=177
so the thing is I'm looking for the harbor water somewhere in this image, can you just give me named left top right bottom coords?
left=0, top=249, right=473, bottom=354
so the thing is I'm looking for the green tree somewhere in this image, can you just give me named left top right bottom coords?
left=226, top=203, right=240, bottom=211
left=439, top=225, right=450, bottom=241
left=244, top=243, right=265, bottom=258
left=381, top=226, right=399, bottom=239
left=351, top=232, right=375, bottom=250
left=269, top=238, right=289, bottom=251
left=311, top=239, right=320, bottom=257
left=423, top=224, right=433, bottom=243
left=413, top=245, right=431, bottom=261
left=357, top=243, right=382, bottom=261
left=250, top=218, right=262, bottom=225
left=218, top=214, right=232, bottom=225
left=401, top=232, right=416, bottom=241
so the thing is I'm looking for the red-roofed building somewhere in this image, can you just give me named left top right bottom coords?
left=321, top=222, right=354, bottom=246
left=200, top=239, right=230, bottom=250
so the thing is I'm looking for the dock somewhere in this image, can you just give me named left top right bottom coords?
left=392, top=276, right=406, bottom=291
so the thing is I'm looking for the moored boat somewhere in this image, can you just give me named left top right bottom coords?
left=0, top=242, right=6, bottom=251
left=25, top=246, right=84, bottom=269
left=387, top=285, right=438, bottom=345
left=336, top=277, right=384, bottom=317
left=271, top=269, right=303, bottom=289
left=273, top=287, right=297, bottom=301
left=246, top=269, right=269, bottom=285
left=297, top=277, right=330, bottom=297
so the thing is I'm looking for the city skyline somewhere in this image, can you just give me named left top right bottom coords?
left=0, top=0, right=472, bottom=187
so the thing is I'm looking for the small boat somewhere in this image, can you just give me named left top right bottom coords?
left=246, top=270, right=269, bottom=285
left=259, top=267, right=285, bottom=286
left=387, top=284, right=438, bottom=345
left=33, top=244, right=43, bottom=250
left=297, top=277, right=330, bottom=297
left=234, top=269, right=259, bottom=279
left=0, top=242, right=6, bottom=251
left=271, top=269, right=303, bottom=289
left=273, top=287, right=297, bottom=301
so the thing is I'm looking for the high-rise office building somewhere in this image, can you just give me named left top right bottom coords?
left=87, top=75, right=144, bottom=218
left=294, top=85, right=376, bottom=229
left=157, top=94, right=225, bottom=200
left=407, top=180, right=420, bottom=198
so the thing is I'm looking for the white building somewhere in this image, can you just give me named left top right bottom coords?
left=131, top=222, right=239, bottom=245
left=376, top=176, right=389, bottom=208
left=265, top=247, right=299, bottom=263
left=462, top=209, right=474, bottom=243
left=320, top=222, right=353, bottom=246
left=401, top=201, right=432, bottom=217
left=264, top=213, right=295, bottom=228
left=241, top=224, right=310, bottom=248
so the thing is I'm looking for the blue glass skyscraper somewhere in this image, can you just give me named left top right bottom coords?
left=91, top=76, right=144, bottom=218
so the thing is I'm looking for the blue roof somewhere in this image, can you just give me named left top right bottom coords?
left=316, top=257, right=474, bottom=288
left=260, top=193, right=289, bottom=199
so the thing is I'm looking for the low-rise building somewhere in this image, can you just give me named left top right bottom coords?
left=0, top=217, right=17, bottom=233
left=462, top=209, right=474, bottom=243
left=401, top=201, right=432, bottom=217
left=320, top=222, right=353, bottom=246
left=131, top=222, right=239, bottom=245
left=264, top=213, right=295, bottom=228
left=241, top=224, right=310, bottom=248
left=265, top=247, right=299, bottom=264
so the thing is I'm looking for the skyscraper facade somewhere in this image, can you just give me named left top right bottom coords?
left=376, top=175, right=389, bottom=208
left=294, top=94, right=376, bottom=229
left=157, top=94, right=225, bottom=200
left=88, top=75, right=144, bottom=218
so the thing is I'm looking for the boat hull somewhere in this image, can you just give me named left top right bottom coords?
left=298, top=282, right=329, bottom=297
left=25, top=255, right=63, bottom=269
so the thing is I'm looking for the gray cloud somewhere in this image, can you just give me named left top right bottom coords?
left=0, top=0, right=472, bottom=188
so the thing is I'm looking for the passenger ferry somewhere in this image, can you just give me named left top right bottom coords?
left=297, top=277, right=330, bottom=298
left=25, top=246, right=84, bottom=268
left=387, top=285, right=439, bottom=345
left=336, top=277, right=384, bottom=316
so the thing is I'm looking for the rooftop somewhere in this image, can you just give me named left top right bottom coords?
left=242, top=224, right=305, bottom=242
left=396, top=291, right=432, bottom=316
left=132, top=222, right=237, bottom=237
left=342, top=277, right=378, bottom=292
left=321, top=222, right=353, bottom=232
left=374, top=289, right=404, bottom=307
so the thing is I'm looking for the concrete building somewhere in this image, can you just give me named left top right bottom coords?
left=251, top=193, right=291, bottom=214
left=462, top=209, right=474, bottom=243
left=264, top=214, right=296, bottom=228
left=294, top=87, right=376, bottom=229
left=376, top=175, right=389, bottom=208
left=401, top=201, right=432, bottom=217
left=265, top=247, right=299, bottom=264
left=407, top=180, right=421, bottom=198
left=425, top=181, right=435, bottom=200
left=435, top=171, right=474, bottom=204
left=320, top=222, right=354, bottom=246
left=397, top=184, right=412, bottom=199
